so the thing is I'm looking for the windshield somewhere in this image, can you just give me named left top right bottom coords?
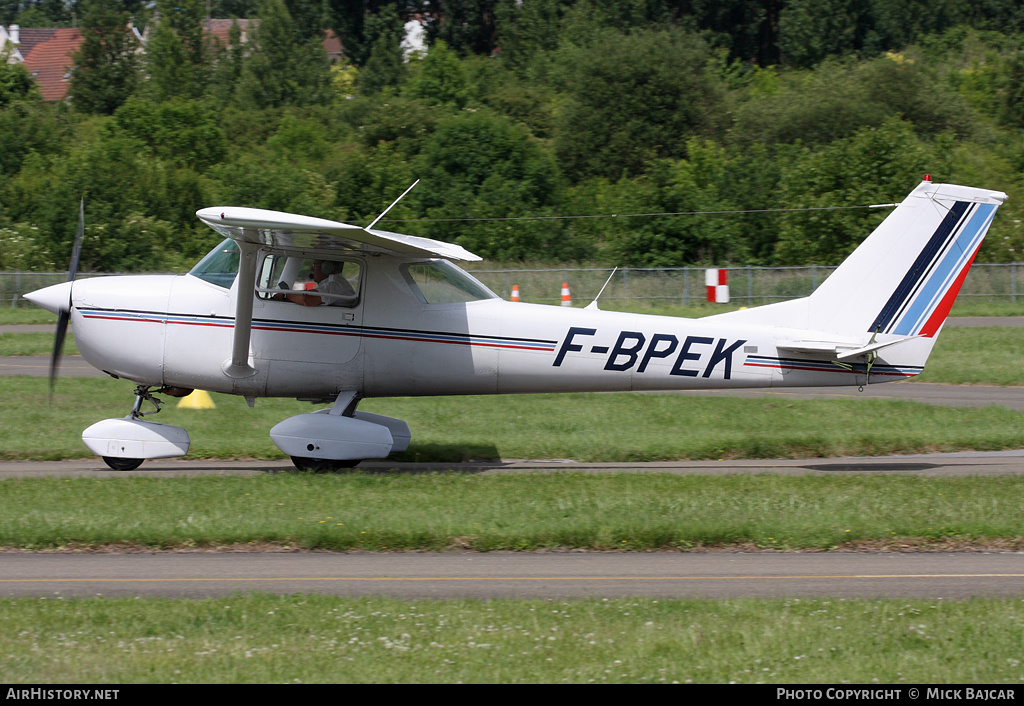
left=402, top=261, right=497, bottom=304
left=189, top=239, right=240, bottom=288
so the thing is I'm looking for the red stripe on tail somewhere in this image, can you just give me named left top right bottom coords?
left=918, top=243, right=982, bottom=337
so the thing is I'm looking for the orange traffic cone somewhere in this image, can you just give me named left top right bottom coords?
left=561, top=282, right=572, bottom=306
left=511, top=284, right=520, bottom=302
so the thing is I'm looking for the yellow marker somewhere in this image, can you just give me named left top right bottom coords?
left=177, top=390, right=216, bottom=409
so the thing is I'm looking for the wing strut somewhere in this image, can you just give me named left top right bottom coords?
left=223, top=241, right=259, bottom=379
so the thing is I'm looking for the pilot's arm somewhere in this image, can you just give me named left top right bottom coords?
left=273, top=277, right=355, bottom=306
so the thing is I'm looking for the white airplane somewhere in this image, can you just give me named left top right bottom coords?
left=24, top=178, right=1007, bottom=471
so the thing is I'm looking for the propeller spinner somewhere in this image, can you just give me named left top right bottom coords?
left=21, top=199, right=85, bottom=398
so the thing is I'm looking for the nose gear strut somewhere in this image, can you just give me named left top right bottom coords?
left=130, top=385, right=164, bottom=419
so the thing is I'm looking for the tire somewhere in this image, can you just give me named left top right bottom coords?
left=102, top=456, right=144, bottom=471
left=290, top=456, right=361, bottom=472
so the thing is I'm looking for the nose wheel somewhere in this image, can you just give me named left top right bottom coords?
left=99, top=385, right=166, bottom=471
left=102, top=456, right=144, bottom=471
left=82, top=385, right=192, bottom=470
left=290, top=456, right=363, bottom=472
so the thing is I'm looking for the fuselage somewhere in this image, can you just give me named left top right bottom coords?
left=54, top=248, right=919, bottom=400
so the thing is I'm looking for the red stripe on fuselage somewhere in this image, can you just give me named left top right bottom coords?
left=83, top=314, right=553, bottom=351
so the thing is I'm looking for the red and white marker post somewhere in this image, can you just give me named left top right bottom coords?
left=705, top=269, right=729, bottom=303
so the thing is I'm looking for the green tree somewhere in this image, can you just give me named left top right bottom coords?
left=3, top=121, right=215, bottom=271
left=355, top=16, right=405, bottom=94
left=113, top=97, right=228, bottom=170
left=407, top=39, right=467, bottom=107
left=412, top=110, right=569, bottom=260
left=143, top=0, right=208, bottom=101
left=208, top=0, right=262, bottom=17
left=778, top=0, right=869, bottom=68
left=144, top=25, right=196, bottom=101
left=68, top=0, right=141, bottom=115
left=2, top=0, right=74, bottom=25
left=0, top=47, right=39, bottom=107
left=0, top=100, right=65, bottom=179
left=567, top=141, right=745, bottom=267
left=553, top=28, right=721, bottom=181
left=1001, top=51, right=1024, bottom=130
left=494, top=0, right=571, bottom=67
left=429, top=0, right=499, bottom=56
left=728, top=56, right=974, bottom=149
left=284, top=0, right=328, bottom=42
left=684, top=0, right=783, bottom=66
left=327, top=0, right=414, bottom=66
left=236, top=0, right=333, bottom=108
left=772, top=117, right=933, bottom=265
left=208, top=19, right=249, bottom=105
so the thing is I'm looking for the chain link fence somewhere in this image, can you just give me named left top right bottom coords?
left=2, top=263, right=1021, bottom=308
left=465, top=263, right=1023, bottom=307
left=0, top=272, right=122, bottom=309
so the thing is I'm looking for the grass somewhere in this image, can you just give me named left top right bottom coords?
left=0, top=332, right=77, bottom=356
left=1, top=473, right=1023, bottom=551
left=3, top=594, right=1024, bottom=683
left=0, top=307, right=55, bottom=325
left=913, top=328, right=1024, bottom=386
left=4, top=378, right=1024, bottom=462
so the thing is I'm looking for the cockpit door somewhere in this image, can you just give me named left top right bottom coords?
left=251, top=253, right=365, bottom=366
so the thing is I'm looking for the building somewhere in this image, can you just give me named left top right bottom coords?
left=1, top=20, right=347, bottom=102
left=0, top=24, right=85, bottom=101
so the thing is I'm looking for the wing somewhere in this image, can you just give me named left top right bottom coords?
left=195, top=205, right=481, bottom=380
left=196, top=207, right=481, bottom=262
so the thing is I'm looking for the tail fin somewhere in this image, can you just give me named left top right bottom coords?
left=705, top=179, right=1008, bottom=341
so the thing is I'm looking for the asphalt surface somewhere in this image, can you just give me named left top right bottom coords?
left=2, top=551, right=1023, bottom=600
left=0, top=355, right=106, bottom=377
left=6, top=448, right=1024, bottom=478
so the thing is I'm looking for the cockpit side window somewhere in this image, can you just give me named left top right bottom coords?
left=189, top=239, right=240, bottom=289
left=257, top=254, right=362, bottom=307
left=402, top=261, right=497, bottom=304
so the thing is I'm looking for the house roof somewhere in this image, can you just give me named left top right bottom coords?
left=202, top=18, right=251, bottom=47
left=201, top=19, right=344, bottom=62
left=323, top=28, right=342, bottom=62
left=17, top=27, right=83, bottom=101
left=6, top=19, right=345, bottom=102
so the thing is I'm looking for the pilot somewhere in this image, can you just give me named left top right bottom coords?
left=274, top=259, right=356, bottom=307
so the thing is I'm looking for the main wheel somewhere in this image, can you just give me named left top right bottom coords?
left=102, top=456, right=144, bottom=471
left=290, top=456, right=361, bottom=472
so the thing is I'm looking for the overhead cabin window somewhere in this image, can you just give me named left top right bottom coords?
left=403, top=261, right=497, bottom=304
left=257, top=254, right=362, bottom=308
left=189, top=239, right=240, bottom=288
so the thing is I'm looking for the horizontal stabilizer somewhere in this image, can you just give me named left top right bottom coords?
left=834, top=335, right=921, bottom=361
left=776, top=334, right=921, bottom=359
left=195, top=207, right=481, bottom=262
left=775, top=339, right=860, bottom=355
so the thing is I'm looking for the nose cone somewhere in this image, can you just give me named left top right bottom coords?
left=22, top=281, right=73, bottom=315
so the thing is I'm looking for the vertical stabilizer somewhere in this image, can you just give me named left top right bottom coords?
left=704, top=180, right=1008, bottom=341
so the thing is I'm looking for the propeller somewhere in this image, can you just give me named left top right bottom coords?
left=49, top=198, right=85, bottom=398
